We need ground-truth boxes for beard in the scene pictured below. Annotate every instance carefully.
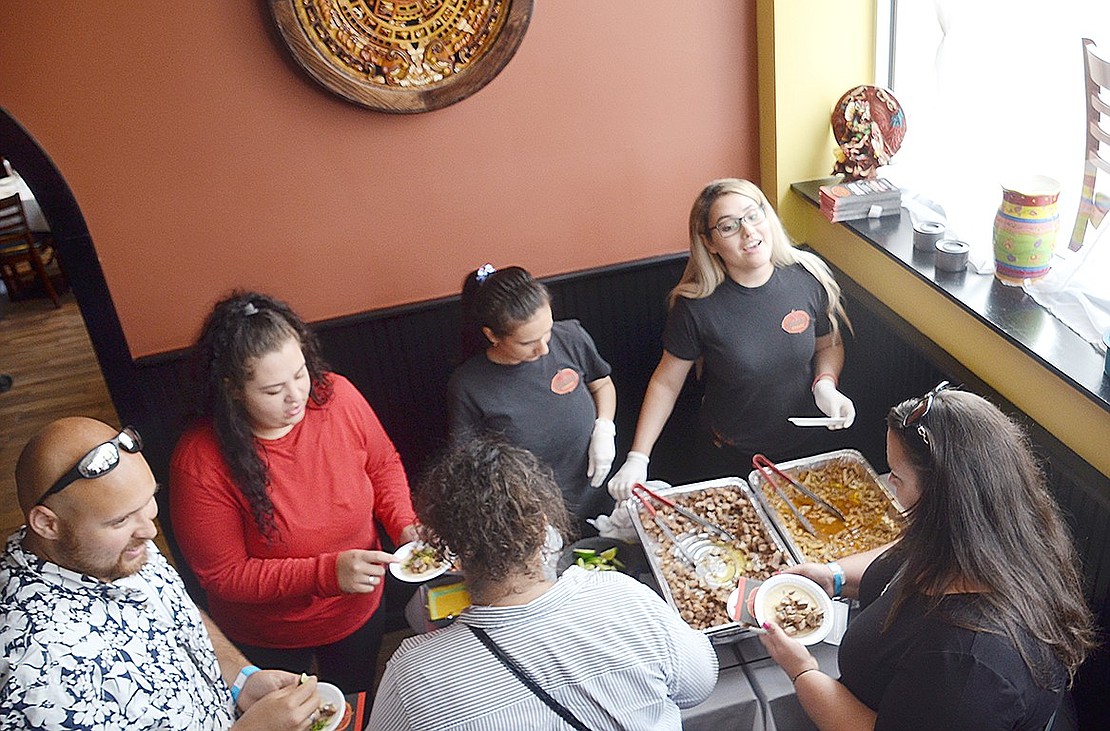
[54,524,148,582]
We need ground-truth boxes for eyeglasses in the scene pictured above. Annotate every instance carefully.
[36,426,143,506]
[711,205,766,237]
[900,381,952,445]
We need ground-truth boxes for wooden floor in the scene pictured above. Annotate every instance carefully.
[0,292,122,542]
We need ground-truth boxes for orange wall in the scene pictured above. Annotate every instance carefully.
[2,1,758,357]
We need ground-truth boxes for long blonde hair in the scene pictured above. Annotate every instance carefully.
[670,178,851,341]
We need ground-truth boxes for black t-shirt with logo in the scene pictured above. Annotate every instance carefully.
[663,264,831,461]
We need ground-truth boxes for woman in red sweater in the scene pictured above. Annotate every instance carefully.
[170,290,418,693]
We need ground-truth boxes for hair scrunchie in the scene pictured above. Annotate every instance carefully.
[475,263,496,283]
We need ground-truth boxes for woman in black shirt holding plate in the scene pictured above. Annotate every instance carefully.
[759,384,1096,730]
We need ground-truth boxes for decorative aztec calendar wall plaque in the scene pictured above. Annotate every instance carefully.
[269,0,533,113]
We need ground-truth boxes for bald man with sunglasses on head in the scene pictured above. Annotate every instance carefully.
[0,417,327,730]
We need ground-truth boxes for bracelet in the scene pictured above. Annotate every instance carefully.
[792,667,820,684]
[230,665,260,705]
[811,371,838,391]
[826,561,845,598]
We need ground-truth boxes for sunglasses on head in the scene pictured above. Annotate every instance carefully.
[36,426,143,506]
[900,381,954,446]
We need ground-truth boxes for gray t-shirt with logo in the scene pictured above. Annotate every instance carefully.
[448,319,613,522]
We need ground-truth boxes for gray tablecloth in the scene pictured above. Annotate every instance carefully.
[742,640,841,731]
[682,644,763,731]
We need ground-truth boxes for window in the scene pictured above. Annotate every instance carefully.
[878,0,1110,347]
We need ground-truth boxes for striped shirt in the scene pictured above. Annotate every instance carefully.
[369,566,718,730]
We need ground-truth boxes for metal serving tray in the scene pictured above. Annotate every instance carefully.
[628,476,797,643]
[747,449,904,564]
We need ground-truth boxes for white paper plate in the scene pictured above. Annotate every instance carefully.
[788,416,848,428]
[753,574,834,645]
[312,682,345,731]
[389,541,451,583]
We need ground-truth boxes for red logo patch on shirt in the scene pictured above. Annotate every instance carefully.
[781,309,811,334]
[550,368,580,395]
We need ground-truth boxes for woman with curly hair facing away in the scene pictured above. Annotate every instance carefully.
[759,383,1097,730]
[368,437,717,731]
[170,291,418,693]
[609,179,855,497]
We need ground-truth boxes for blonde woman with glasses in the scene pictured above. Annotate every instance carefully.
[609,179,855,498]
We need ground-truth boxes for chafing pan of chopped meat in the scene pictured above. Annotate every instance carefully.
[748,449,904,564]
[628,478,795,641]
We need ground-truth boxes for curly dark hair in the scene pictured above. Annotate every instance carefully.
[189,290,332,539]
[884,387,1097,688]
[458,265,551,362]
[413,437,571,595]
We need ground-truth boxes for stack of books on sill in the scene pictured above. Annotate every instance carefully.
[818,178,902,222]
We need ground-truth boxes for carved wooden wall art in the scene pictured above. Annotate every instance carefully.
[269,0,534,113]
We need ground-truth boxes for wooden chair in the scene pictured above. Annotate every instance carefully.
[0,192,60,307]
[1068,38,1110,252]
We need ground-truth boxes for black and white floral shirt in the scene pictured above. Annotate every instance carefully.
[0,529,236,730]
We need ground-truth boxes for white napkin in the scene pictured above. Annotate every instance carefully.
[1024,222,1110,351]
[588,480,671,542]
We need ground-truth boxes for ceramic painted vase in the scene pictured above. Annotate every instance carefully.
[992,175,1060,285]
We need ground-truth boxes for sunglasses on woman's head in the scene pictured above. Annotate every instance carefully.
[901,381,953,446]
[36,426,143,506]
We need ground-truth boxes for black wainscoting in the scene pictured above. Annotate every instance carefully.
[130,255,692,508]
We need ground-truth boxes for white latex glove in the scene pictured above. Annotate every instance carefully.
[813,378,856,429]
[607,451,649,500]
[587,418,617,487]
[587,499,640,543]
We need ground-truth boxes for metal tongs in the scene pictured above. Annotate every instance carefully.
[631,483,737,566]
[751,454,846,536]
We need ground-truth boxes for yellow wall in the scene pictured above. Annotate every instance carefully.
[757,0,876,211]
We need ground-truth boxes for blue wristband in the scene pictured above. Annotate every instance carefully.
[230,665,260,705]
[826,561,845,598]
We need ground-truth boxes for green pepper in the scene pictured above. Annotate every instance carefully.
[572,546,625,571]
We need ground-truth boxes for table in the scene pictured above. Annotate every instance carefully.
[682,643,763,731]
[738,638,841,731]
[334,690,370,730]
[0,171,50,231]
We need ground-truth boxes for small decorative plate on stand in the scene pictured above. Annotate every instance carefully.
[830,85,906,179]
